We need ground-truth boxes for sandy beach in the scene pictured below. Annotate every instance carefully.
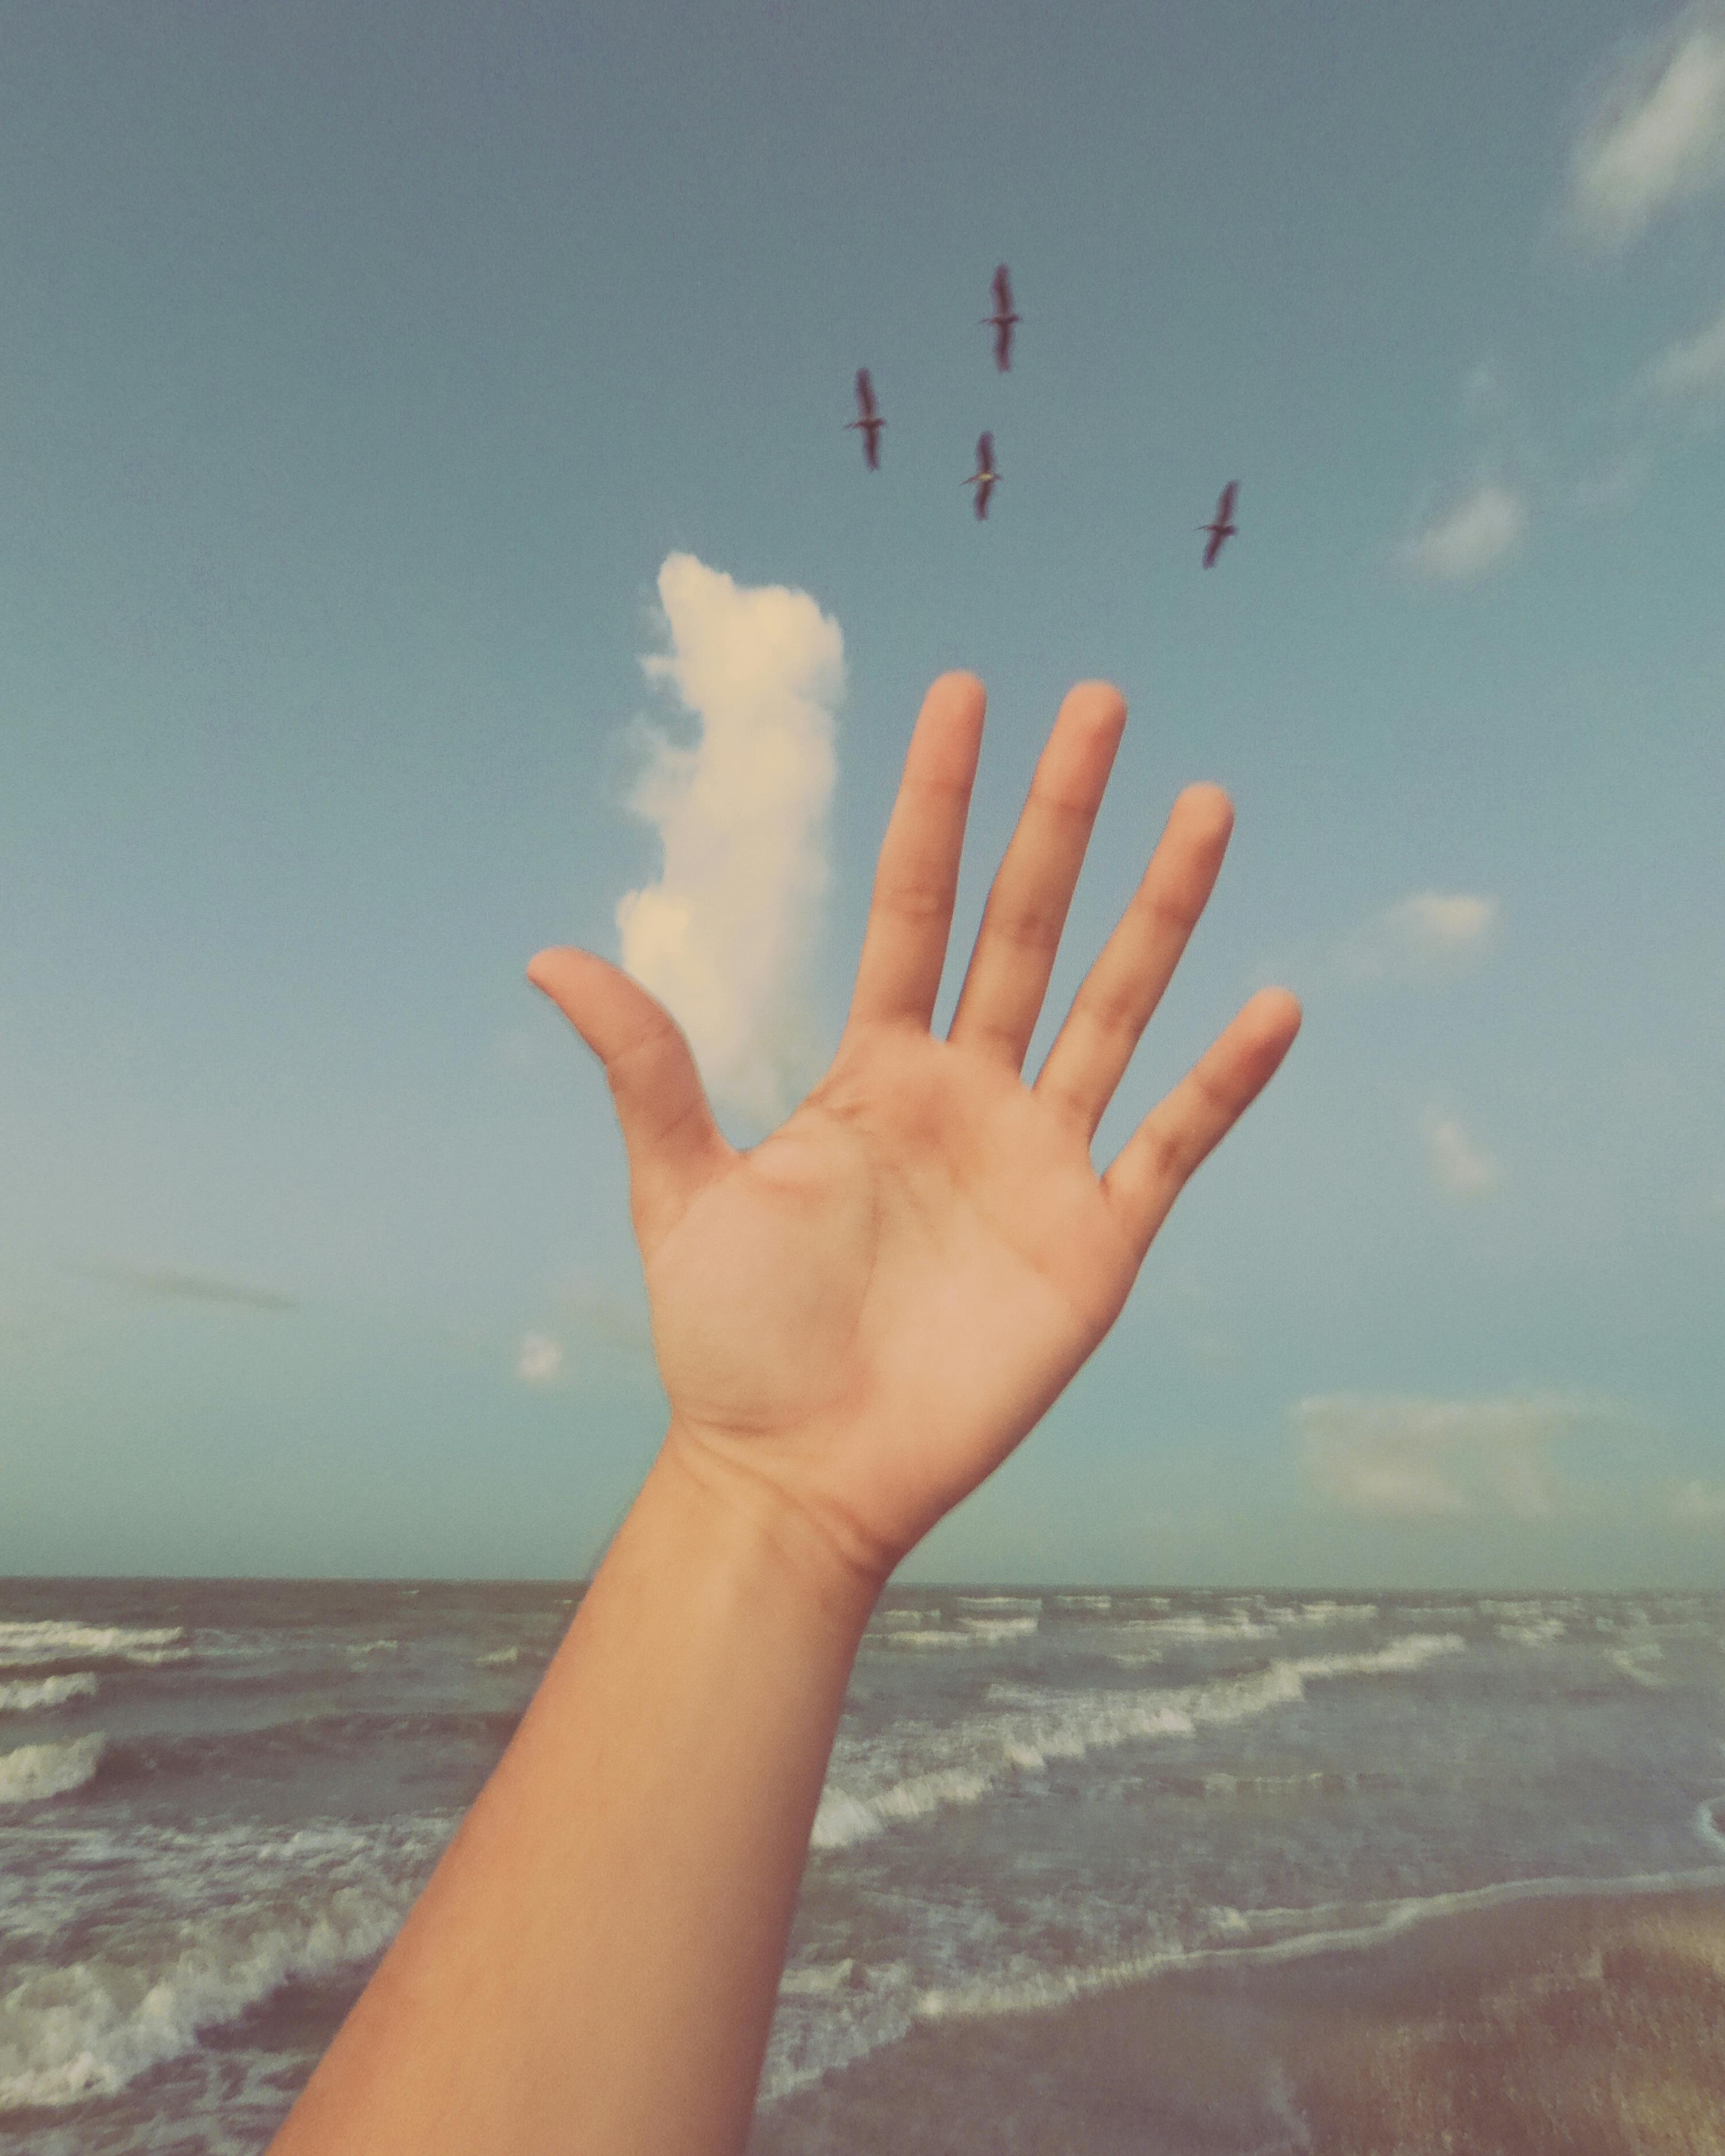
[750,1881,1725,2155]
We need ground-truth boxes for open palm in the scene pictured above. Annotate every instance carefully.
[529,674,1300,1589]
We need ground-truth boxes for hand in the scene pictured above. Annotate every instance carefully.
[528,673,1300,1594]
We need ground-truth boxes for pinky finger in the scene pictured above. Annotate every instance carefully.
[1100,988,1302,1264]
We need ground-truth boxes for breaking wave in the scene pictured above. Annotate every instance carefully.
[0,1675,98,1716]
[0,1735,105,1806]
[0,1622,189,1671]
[812,1634,1465,1850]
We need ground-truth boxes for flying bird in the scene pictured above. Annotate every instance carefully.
[846,369,884,469]
[964,431,999,519]
[984,264,1019,371]
[1201,481,1239,567]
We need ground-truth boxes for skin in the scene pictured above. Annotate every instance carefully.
[266,672,1301,2156]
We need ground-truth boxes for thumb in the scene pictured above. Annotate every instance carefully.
[526,946,731,1236]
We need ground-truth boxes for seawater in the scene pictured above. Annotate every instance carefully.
[3,1577,1724,2151]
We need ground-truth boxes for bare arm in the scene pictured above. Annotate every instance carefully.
[267,672,1301,2156]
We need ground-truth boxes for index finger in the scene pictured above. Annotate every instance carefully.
[845,672,987,1032]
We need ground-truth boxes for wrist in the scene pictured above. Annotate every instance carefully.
[654,1418,887,1641]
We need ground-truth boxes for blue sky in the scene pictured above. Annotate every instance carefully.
[2,0,1721,1585]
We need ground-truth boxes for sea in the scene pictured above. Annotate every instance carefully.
[3,1576,1724,2153]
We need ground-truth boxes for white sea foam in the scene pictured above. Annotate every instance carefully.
[0,1816,450,2110]
[346,1639,400,1657]
[1608,1643,1670,1689]
[953,1596,1043,1613]
[0,1621,187,1668]
[0,1734,105,1806]
[0,1675,98,1716]
[474,1647,521,1668]
[1497,1617,1567,1648]
[957,1615,1039,1641]
[1052,1595,1114,1612]
[871,1628,977,1651]
[779,1957,856,1996]
[1285,1601,1379,1626]
[813,1633,1465,1851]
[1128,1613,1278,1641]
[913,1860,1725,2024]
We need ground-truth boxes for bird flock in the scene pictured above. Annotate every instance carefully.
[848,265,1239,566]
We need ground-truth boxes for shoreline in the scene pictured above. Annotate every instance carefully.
[752,1874,1725,2154]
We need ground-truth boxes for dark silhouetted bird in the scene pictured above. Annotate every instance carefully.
[846,369,884,469]
[964,432,999,518]
[984,266,1019,371]
[1201,481,1239,567]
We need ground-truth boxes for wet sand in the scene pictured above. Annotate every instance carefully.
[750,1883,1725,2155]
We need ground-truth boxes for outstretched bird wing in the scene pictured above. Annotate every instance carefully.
[993,264,1013,314]
[975,474,995,519]
[1215,479,1238,526]
[977,431,994,468]
[855,368,877,421]
[1202,527,1224,568]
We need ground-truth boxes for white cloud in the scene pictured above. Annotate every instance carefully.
[1402,482,1527,584]
[516,1334,566,1384]
[616,553,843,1127]
[1295,1391,1608,1522]
[1421,1108,1499,1197]
[1567,2,1725,249]
[1672,1478,1725,1524]
[1339,892,1500,985]
[1643,297,1725,400]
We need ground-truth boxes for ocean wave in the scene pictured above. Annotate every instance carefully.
[0,1866,418,2109]
[1267,1601,1379,1628]
[1051,1595,1114,1612]
[0,1735,105,1806]
[957,1615,1039,1640]
[0,1675,98,1716]
[911,1861,1725,2025]
[1608,1644,1670,1690]
[953,1596,1043,1613]
[0,1621,189,1671]
[87,1709,522,1791]
[813,1634,1465,1850]
[1128,1613,1279,1641]
[474,1646,522,1667]
[867,1628,982,1651]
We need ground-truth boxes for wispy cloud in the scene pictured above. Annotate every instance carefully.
[72,1262,298,1312]
[1672,1478,1725,1524]
[1295,1391,1610,1522]
[1571,454,1648,515]
[1567,2,1725,249]
[1402,482,1528,584]
[516,1334,566,1385]
[1420,1108,1499,1197]
[1339,892,1500,985]
[616,553,843,1127]
[1642,296,1725,401]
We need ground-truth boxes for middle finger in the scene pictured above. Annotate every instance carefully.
[946,681,1128,1071]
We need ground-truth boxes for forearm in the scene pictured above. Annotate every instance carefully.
[269,1434,877,2156]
